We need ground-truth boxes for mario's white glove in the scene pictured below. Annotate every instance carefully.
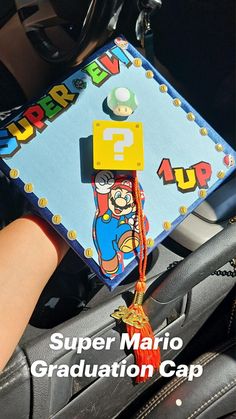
[95,171,115,194]
[128,215,139,233]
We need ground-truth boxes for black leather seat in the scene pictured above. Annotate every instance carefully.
[0,346,31,419]
[133,339,236,419]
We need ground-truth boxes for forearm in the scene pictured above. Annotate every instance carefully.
[0,215,69,370]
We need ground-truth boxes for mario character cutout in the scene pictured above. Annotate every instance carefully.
[92,170,148,278]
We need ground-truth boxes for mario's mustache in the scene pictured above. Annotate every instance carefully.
[110,196,132,211]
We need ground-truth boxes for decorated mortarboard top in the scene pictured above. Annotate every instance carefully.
[0,37,235,290]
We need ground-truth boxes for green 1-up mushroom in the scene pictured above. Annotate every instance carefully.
[107,87,138,117]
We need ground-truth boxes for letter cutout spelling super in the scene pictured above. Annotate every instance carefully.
[0,129,19,158]
[0,84,78,157]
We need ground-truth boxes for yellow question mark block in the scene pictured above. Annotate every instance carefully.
[93,120,144,170]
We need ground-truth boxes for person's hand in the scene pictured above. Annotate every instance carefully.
[95,171,115,194]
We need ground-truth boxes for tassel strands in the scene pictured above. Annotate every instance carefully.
[111,174,161,383]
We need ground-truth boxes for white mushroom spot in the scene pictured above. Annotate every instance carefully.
[115,87,131,102]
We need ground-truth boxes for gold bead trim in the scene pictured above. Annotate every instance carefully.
[147,238,155,248]
[146,70,154,78]
[9,173,79,242]
[9,168,20,179]
[67,230,77,240]
[200,127,208,136]
[199,189,207,199]
[24,183,34,193]
[84,248,93,258]
[215,144,224,152]
[187,112,195,121]
[38,197,48,208]
[159,84,168,93]
[179,206,188,215]
[217,170,225,179]
[52,214,62,225]
[173,98,181,107]
[163,220,172,231]
[133,58,142,67]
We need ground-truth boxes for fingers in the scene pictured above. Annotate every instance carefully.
[95,171,114,185]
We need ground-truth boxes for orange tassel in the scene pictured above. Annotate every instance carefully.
[111,174,161,383]
[126,281,161,383]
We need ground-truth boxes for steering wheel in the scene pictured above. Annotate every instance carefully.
[15,0,126,64]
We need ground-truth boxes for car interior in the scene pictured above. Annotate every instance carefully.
[0,1,235,418]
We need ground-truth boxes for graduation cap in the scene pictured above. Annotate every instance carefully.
[0,37,235,381]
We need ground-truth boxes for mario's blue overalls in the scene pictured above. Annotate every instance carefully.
[94,209,135,262]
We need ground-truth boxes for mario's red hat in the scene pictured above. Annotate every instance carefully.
[112,178,133,192]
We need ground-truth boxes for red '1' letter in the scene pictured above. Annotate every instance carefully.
[157,158,175,184]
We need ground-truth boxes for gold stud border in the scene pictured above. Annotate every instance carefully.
[215,144,224,152]
[84,248,94,258]
[198,189,207,199]
[38,197,48,208]
[67,230,77,240]
[11,176,80,242]
[163,220,172,231]
[146,70,154,79]
[200,127,208,136]
[179,206,188,215]
[173,98,181,107]
[147,238,155,248]
[52,214,62,225]
[159,84,168,93]
[24,183,34,193]
[9,168,20,179]
[187,112,195,122]
[217,170,225,179]
[133,58,142,67]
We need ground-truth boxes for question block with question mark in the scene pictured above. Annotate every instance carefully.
[93,120,144,170]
